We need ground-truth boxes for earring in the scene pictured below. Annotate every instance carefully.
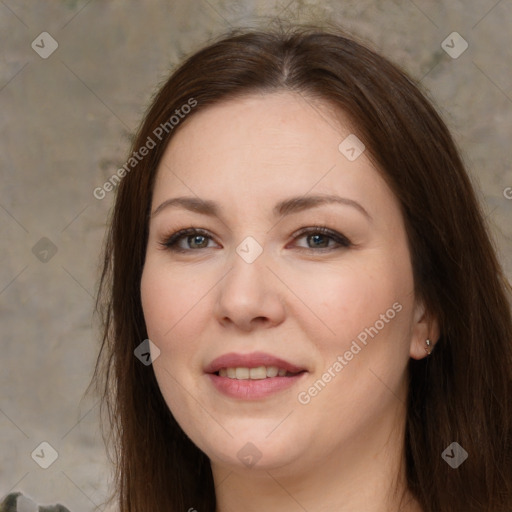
[425,338,432,355]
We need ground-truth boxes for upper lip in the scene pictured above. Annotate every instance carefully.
[204,351,307,374]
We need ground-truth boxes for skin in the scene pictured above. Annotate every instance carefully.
[140,92,438,512]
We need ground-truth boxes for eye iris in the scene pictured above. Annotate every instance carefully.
[189,234,207,248]
[308,233,328,248]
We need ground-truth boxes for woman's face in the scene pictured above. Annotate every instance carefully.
[141,92,430,476]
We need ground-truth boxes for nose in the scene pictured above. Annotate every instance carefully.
[213,246,286,332]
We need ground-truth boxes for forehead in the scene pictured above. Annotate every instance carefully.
[160,92,347,169]
[151,92,394,218]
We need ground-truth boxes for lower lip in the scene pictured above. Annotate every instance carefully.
[207,372,307,399]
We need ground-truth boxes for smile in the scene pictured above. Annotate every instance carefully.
[216,366,302,379]
[205,351,308,399]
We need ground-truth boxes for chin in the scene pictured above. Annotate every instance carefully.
[198,431,306,473]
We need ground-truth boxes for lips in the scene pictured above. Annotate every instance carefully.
[205,351,308,399]
[204,351,307,375]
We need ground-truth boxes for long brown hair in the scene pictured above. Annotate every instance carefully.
[91,25,512,511]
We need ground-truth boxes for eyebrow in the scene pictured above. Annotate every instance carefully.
[151,194,372,221]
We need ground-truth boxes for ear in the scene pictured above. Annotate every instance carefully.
[409,297,440,360]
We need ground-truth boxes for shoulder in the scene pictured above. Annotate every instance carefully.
[0,493,71,512]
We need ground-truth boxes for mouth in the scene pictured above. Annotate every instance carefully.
[213,366,306,379]
[204,352,308,399]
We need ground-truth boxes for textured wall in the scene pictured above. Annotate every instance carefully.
[1,1,511,510]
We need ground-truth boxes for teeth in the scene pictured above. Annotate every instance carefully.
[266,366,279,378]
[249,366,267,379]
[217,366,297,379]
[236,367,250,379]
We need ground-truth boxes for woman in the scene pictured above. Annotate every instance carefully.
[5,25,511,512]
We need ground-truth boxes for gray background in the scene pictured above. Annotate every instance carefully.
[1,1,511,510]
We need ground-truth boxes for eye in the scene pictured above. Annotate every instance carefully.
[159,228,216,252]
[159,226,352,253]
[292,226,352,251]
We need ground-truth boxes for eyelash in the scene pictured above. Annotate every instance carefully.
[158,225,352,253]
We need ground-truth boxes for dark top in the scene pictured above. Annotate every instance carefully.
[0,493,71,512]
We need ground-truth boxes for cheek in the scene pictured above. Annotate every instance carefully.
[303,255,414,405]
[295,255,411,342]
[140,262,206,419]
[141,260,206,340]
[297,252,414,389]
[140,261,203,377]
